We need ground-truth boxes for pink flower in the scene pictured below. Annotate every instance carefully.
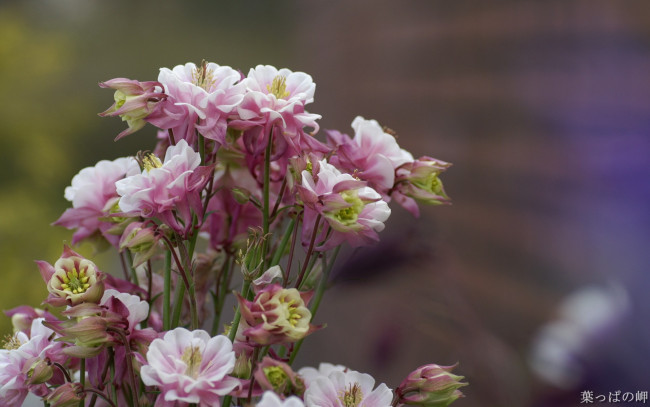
[141,328,240,407]
[302,366,393,407]
[53,157,139,247]
[0,318,66,406]
[99,78,167,140]
[328,116,414,196]
[37,245,105,307]
[236,284,317,346]
[115,139,212,236]
[257,391,306,407]
[147,61,246,146]
[298,159,391,251]
[230,65,327,162]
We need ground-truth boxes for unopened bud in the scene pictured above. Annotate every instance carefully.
[24,358,53,385]
[232,353,252,379]
[46,382,84,407]
[397,363,468,406]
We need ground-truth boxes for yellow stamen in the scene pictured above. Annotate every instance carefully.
[267,75,290,99]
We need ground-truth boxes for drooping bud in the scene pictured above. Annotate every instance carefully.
[23,357,54,385]
[99,78,166,140]
[396,363,468,406]
[254,356,305,397]
[119,221,161,267]
[45,382,84,407]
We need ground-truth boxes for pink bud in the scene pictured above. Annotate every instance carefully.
[396,363,468,407]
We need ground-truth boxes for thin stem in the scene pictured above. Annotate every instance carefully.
[270,176,288,221]
[284,211,302,285]
[295,214,321,288]
[78,358,86,407]
[108,328,140,407]
[52,362,71,383]
[168,129,176,146]
[211,254,233,336]
[246,347,261,403]
[228,280,251,343]
[270,216,296,267]
[89,348,114,407]
[172,281,186,328]
[163,249,172,330]
[118,251,131,281]
[125,250,139,286]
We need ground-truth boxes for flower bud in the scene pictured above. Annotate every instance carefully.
[396,363,468,407]
[99,78,166,140]
[395,157,451,206]
[232,352,252,379]
[254,356,305,397]
[45,382,84,407]
[23,357,53,385]
[119,221,160,267]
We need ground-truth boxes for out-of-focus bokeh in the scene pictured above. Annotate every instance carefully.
[2,1,649,406]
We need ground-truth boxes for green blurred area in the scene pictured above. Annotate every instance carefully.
[0,1,293,336]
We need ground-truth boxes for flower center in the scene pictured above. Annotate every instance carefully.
[279,294,302,327]
[60,267,90,294]
[192,60,216,91]
[267,75,290,99]
[181,345,203,379]
[136,151,163,172]
[2,334,21,350]
[339,383,364,407]
[264,366,288,389]
[333,191,364,226]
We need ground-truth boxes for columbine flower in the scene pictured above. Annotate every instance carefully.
[256,391,306,407]
[53,157,140,248]
[298,159,391,251]
[99,78,166,140]
[302,366,393,407]
[141,328,239,407]
[328,116,414,196]
[147,61,246,146]
[393,157,451,217]
[115,139,212,236]
[395,364,467,406]
[236,284,317,346]
[37,246,105,307]
[0,318,66,406]
[230,64,327,161]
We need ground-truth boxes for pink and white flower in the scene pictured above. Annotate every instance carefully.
[328,116,414,196]
[0,318,66,406]
[230,65,327,161]
[141,328,239,407]
[115,139,212,236]
[53,157,139,247]
[298,159,391,251]
[301,366,393,407]
[147,61,246,146]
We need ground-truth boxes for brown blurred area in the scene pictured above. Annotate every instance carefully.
[2,1,650,406]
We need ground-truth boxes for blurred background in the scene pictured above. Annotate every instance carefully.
[2,1,649,406]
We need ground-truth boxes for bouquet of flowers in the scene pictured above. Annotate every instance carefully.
[1,61,466,407]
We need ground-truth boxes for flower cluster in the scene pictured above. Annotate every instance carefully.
[1,61,464,407]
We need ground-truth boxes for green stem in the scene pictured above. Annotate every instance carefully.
[221,396,232,407]
[295,214,321,288]
[171,282,186,328]
[228,280,251,343]
[125,250,139,286]
[78,358,86,407]
[212,254,233,336]
[270,216,296,267]
[163,250,172,330]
